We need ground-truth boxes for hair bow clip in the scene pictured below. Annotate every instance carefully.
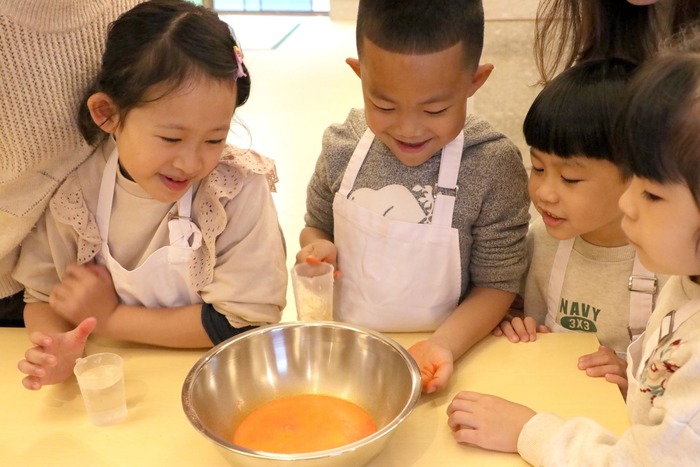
[234,45,247,79]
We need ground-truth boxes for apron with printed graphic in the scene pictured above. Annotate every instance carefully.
[333,129,463,332]
[95,148,203,308]
[545,238,657,350]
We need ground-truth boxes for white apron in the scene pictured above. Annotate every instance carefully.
[545,238,657,350]
[333,129,462,332]
[95,148,203,308]
[628,298,700,389]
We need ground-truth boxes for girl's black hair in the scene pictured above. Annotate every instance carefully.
[523,57,638,163]
[78,0,250,145]
[356,0,484,71]
[534,0,700,84]
[615,47,700,208]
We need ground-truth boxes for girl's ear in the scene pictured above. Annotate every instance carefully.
[87,92,119,134]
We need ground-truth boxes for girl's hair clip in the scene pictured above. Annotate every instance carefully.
[234,45,247,79]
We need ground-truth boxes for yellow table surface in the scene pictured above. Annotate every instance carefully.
[0,328,630,466]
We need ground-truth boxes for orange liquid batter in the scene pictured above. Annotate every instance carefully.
[233,394,378,453]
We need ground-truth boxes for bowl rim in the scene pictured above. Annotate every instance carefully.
[181,320,422,461]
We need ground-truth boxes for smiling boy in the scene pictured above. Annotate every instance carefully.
[297,0,530,393]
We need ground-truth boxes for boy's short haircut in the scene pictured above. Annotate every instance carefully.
[356,0,484,71]
[523,57,638,164]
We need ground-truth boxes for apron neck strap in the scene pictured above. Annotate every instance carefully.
[628,255,657,340]
[431,132,464,227]
[338,128,374,197]
[547,238,656,339]
[339,128,464,227]
[96,147,196,246]
[546,238,575,317]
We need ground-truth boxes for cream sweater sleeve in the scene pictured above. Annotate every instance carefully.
[0,0,144,297]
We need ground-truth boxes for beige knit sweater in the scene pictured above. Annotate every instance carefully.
[0,0,143,297]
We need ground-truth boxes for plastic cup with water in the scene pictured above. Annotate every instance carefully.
[73,352,127,426]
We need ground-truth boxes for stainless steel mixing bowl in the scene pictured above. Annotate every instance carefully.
[182,321,422,467]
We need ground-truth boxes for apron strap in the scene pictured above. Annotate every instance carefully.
[548,238,658,340]
[168,187,202,250]
[546,238,575,321]
[96,146,201,251]
[432,132,464,227]
[95,147,120,238]
[338,128,375,197]
[339,128,463,228]
[628,255,657,340]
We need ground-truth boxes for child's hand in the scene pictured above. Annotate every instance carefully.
[407,339,454,394]
[492,316,550,342]
[296,239,338,270]
[578,345,628,394]
[18,317,97,390]
[447,391,536,453]
[49,263,118,329]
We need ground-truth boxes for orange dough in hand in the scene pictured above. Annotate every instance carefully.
[233,394,377,453]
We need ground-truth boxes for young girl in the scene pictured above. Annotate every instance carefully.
[535,0,700,82]
[447,35,700,464]
[494,58,668,391]
[14,0,287,391]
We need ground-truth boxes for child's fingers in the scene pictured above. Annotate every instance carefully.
[420,367,436,392]
[605,373,629,394]
[62,262,83,278]
[85,262,113,283]
[63,262,97,284]
[306,255,341,278]
[584,363,626,378]
[509,318,534,342]
[17,357,48,380]
[447,409,475,432]
[499,321,521,342]
[579,348,624,369]
[522,317,539,340]
[22,375,43,391]
[72,317,98,343]
[578,352,606,369]
[23,346,57,368]
[425,361,453,394]
[27,331,51,348]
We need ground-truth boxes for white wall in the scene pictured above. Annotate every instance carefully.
[330,0,358,21]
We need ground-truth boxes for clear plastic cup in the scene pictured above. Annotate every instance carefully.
[291,262,334,321]
[73,352,127,426]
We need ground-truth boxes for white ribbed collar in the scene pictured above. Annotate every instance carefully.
[0,0,117,32]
